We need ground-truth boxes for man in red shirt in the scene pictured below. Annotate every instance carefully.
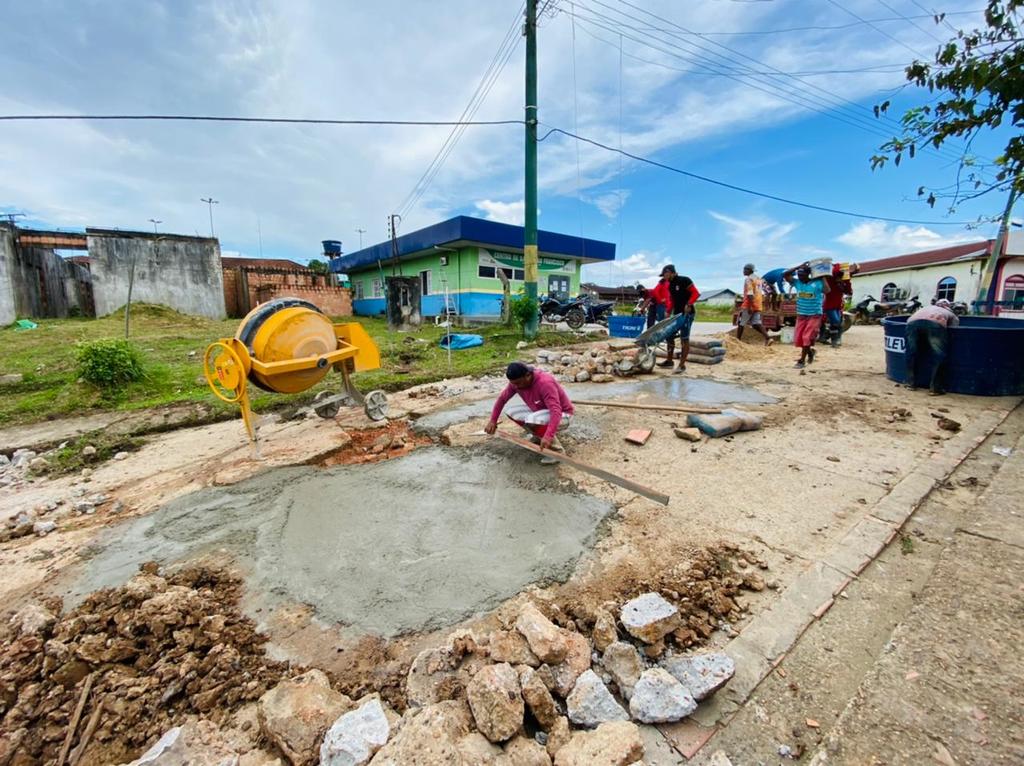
[822,263,858,347]
[485,361,575,464]
[656,265,700,374]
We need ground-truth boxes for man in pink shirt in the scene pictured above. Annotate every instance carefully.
[904,299,959,395]
[484,362,575,463]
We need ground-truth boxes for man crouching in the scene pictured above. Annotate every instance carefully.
[484,362,574,464]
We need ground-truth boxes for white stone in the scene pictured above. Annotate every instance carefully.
[566,670,628,728]
[620,593,680,644]
[319,697,391,766]
[33,520,57,536]
[628,668,696,723]
[601,642,643,700]
[659,653,735,701]
[114,451,129,460]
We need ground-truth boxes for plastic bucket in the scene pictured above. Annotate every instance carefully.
[608,315,645,338]
[807,257,833,279]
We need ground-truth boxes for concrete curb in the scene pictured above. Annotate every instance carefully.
[660,404,1017,759]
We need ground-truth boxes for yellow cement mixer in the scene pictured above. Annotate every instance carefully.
[204,298,388,442]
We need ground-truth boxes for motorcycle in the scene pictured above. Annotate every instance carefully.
[581,295,614,326]
[854,294,920,324]
[933,297,969,316]
[540,294,588,330]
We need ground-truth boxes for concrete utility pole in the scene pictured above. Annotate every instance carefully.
[356,228,366,249]
[200,197,219,237]
[974,184,1019,314]
[523,0,539,339]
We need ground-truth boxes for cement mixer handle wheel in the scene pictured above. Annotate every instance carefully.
[363,390,389,421]
[203,341,248,404]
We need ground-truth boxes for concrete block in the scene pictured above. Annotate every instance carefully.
[824,518,894,574]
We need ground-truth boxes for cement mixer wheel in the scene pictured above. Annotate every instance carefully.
[313,390,343,419]
[363,390,390,421]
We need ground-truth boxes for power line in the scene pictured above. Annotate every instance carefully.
[570,0,978,167]
[824,0,929,59]
[873,0,945,43]
[677,8,984,36]
[907,0,963,35]
[396,2,525,219]
[538,125,980,226]
[0,114,524,126]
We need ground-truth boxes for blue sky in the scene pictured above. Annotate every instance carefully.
[0,0,1009,293]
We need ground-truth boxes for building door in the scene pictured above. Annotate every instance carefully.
[420,269,432,296]
[548,275,569,296]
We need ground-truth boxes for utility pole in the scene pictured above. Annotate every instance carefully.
[356,228,366,249]
[974,184,1019,314]
[387,214,401,275]
[523,0,540,339]
[200,197,219,237]
[257,216,264,258]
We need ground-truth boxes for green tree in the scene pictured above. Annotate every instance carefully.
[307,258,329,275]
[871,1,1024,213]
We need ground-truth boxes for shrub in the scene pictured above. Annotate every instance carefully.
[76,339,145,387]
[509,291,539,335]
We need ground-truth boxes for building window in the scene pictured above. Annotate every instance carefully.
[881,282,899,301]
[1004,274,1024,308]
[478,264,496,279]
[420,269,432,295]
[371,278,383,298]
[354,281,364,300]
[936,276,957,301]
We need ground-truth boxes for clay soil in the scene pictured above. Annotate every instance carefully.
[0,324,1018,764]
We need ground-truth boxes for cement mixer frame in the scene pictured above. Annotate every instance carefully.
[204,298,389,443]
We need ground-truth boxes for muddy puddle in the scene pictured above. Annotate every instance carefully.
[64,447,613,637]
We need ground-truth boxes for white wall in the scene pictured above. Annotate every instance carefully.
[0,227,15,325]
[852,260,983,305]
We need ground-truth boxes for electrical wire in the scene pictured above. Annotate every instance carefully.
[873,0,946,43]
[0,114,524,126]
[825,0,929,59]
[538,124,980,226]
[396,2,525,219]
[678,8,984,36]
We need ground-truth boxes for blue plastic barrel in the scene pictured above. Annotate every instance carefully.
[322,240,343,256]
[608,315,645,338]
[882,315,1024,395]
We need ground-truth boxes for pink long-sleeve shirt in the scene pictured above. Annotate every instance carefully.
[490,368,575,440]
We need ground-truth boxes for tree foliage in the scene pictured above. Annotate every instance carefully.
[872,1,1024,212]
[307,259,329,275]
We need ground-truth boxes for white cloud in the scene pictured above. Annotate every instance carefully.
[835,221,979,254]
[708,211,800,259]
[588,190,630,220]
[582,250,668,287]
[474,199,526,225]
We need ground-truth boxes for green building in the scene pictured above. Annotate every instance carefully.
[329,215,616,318]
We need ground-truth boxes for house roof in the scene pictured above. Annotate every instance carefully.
[697,288,737,301]
[222,256,309,271]
[330,215,616,274]
[855,240,993,276]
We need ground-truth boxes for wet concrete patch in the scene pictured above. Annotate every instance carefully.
[571,377,777,405]
[66,447,613,637]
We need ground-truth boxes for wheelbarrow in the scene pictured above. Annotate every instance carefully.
[630,313,692,372]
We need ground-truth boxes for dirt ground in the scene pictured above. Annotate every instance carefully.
[1,324,1020,764]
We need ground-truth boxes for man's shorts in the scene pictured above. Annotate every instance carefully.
[825,308,843,327]
[666,311,695,341]
[738,308,762,326]
[794,315,822,347]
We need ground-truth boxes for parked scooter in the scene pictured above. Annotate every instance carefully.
[581,295,614,326]
[854,294,920,324]
[932,296,969,316]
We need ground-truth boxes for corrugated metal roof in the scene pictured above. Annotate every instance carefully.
[329,215,616,273]
[222,256,309,271]
[855,240,992,275]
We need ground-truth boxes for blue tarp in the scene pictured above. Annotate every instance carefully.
[439,333,484,350]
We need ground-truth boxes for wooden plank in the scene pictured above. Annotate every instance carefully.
[57,673,94,766]
[625,429,652,445]
[491,430,670,506]
[573,398,721,415]
[68,697,104,766]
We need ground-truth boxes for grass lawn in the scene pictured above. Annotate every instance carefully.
[694,304,736,323]
[0,305,588,428]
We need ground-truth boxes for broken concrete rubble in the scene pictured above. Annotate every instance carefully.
[627,668,696,723]
[660,652,736,701]
[490,629,541,667]
[590,609,618,652]
[620,593,680,644]
[368,699,474,765]
[516,604,568,664]
[566,670,628,728]
[466,663,524,743]
[505,734,552,766]
[520,667,561,730]
[549,630,593,697]
[258,670,353,766]
[552,720,644,766]
[319,696,391,766]
[600,642,644,700]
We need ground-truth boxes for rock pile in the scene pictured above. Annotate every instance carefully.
[533,346,647,383]
[0,565,289,765]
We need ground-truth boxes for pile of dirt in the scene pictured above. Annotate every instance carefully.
[721,334,778,361]
[0,565,289,765]
[319,421,430,466]
[554,543,770,648]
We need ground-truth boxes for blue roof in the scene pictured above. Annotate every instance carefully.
[329,215,615,273]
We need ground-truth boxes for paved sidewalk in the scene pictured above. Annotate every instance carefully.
[809,433,1024,765]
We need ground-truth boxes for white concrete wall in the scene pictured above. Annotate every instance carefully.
[0,226,15,325]
[852,260,983,305]
[88,231,226,318]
